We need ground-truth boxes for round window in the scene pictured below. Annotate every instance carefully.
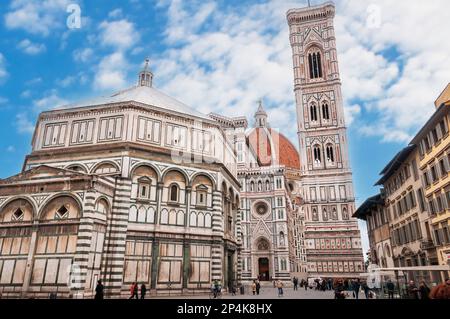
[255,202,268,215]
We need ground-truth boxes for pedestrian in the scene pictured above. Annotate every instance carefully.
[353,279,361,300]
[328,278,333,290]
[334,279,345,299]
[293,277,298,291]
[386,280,395,299]
[95,280,104,300]
[140,283,147,299]
[407,280,419,299]
[429,278,450,299]
[418,281,430,300]
[252,280,257,295]
[129,282,138,299]
[304,280,308,291]
[256,280,261,295]
[362,281,370,299]
[277,280,284,297]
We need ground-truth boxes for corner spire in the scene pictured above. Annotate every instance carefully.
[138,57,153,87]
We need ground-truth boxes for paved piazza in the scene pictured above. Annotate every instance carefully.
[152,288,366,300]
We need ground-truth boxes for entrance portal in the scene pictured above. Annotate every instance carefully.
[258,258,270,281]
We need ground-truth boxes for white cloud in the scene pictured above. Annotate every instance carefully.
[108,8,123,19]
[16,113,35,134]
[25,77,42,86]
[17,39,47,55]
[98,19,140,50]
[56,75,76,87]
[0,53,8,82]
[152,0,450,145]
[33,91,68,111]
[21,90,32,99]
[73,48,94,63]
[4,0,71,36]
[94,52,129,90]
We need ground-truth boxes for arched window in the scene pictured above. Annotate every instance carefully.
[322,102,330,120]
[196,185,208,206]
[169,184,179,202]
[313,145,322,164]
[265,180,270,191]
[310,103,318,122]
[250,181,255,192]
[258,181,262,192]
[326,144,335,163]
[308,51,323,79]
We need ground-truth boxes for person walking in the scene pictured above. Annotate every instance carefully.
[277,280,284,297]
[429,278,450,299]
[407,280,419,299]
[304,280,308,291]
[362,281,370,299]
[252,280,257,296]
[419,281,430,300]
[129,282,138,299]
[353,279,361,300]
[256,280,261,295]
[293,277,298,291]
[140,283,147,299]
[386,280,395,299]
[95,280,104,300]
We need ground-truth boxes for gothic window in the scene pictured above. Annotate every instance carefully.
[308,51,323,79]
[250,181,255,192]
[322,102,330,120]
[326,144,335,163]
[258,181,262,192]
[313,145,322,164]
[169,183,179,202]
[310,103,318,122]
[265,180,270,191]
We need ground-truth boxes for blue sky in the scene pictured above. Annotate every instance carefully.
[1,0,449,254]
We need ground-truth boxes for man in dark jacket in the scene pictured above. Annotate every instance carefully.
[95,280,104,300]
[353,279,361,299]
[386,280,395,299]
[140,284,147,299]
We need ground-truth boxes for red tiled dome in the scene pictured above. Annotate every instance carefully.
[247,128,300,170]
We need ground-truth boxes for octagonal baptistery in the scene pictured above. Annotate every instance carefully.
[0,62,241,298]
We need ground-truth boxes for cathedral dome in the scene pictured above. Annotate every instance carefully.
[247,127,300,170]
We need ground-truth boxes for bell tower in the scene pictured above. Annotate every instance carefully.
[286,2,364,278]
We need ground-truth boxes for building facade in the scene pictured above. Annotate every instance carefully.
[0,64,241,298]
[411,88,450,266]
[0,2,364,298]
[286,2,364,277]
[356,84,450,271]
